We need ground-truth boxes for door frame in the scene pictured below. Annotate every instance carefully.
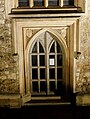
[12,18,79,104]
[25,28,69,100]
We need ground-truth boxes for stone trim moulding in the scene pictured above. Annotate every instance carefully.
[9,13,85,18]
[11,17,80,105]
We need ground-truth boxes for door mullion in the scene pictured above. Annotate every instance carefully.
[55,41,57,90]
[45,32,49,95]
[37,41,40,93]
[30,54,33,93]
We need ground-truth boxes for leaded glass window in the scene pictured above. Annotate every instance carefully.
[18,0,74,7]
[34,0,44,6]
[63,0,69,5]
[19,0,29,7]
[48,0,59,6]
[30,32,64,97]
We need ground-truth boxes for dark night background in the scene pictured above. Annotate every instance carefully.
[0,105,90,119]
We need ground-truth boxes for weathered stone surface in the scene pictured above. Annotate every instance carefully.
[0,1,19,94]
[76,0,90,94]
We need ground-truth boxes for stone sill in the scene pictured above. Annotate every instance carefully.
[9,12,85,18]
[8,6,86,18]
[11,6,82,13]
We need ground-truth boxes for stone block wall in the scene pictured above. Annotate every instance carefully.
[0,0,19,94]
[75,0,90,105]
[76,1,90,94]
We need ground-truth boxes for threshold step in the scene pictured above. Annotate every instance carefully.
[24,102,71,106]
[31,96,61,100]
[23,99,71,106]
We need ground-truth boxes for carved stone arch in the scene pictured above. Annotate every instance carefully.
[24,28,69,102]
[26,28,68,56]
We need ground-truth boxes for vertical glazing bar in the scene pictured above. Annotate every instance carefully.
[37,41,40,93]
[45,0,48,7]
[30,0,33,8]
[15,0,18,7]
[45,32,49,95]
[30,55,33,93]
[61,0,63,7]
[58,0,60,6]
[55,42,57,90]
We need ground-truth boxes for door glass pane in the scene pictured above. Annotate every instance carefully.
[49,68,55,79]
[40,82,46,92]
[48,0,59,6]
[39,42,44,53]
[50,42,55,53]
[34,0,44,6]
[32,42,37,53]
[32,68,38,79]
[57,55,62,66]
[40,55,45,66]
[49,55,55,59]
[49,55,55,66]
[40,68,45,79]
[32,55,37,66]
[57,68,63,79]
[19,0,29,7]
[50,81,55,92]
[33,82,38,92]
[57,81,63,95]
[57,42,62,53]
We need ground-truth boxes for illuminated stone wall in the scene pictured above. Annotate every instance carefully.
[76,1,90,94]
[0,0,19,94]
[0,0,90,107]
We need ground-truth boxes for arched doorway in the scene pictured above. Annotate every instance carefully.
[29,31,68,100]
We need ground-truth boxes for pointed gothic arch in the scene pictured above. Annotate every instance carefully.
[24,29,69,101]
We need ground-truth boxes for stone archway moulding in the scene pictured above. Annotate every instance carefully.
[12,18,80,104]
[25,28,69,100]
